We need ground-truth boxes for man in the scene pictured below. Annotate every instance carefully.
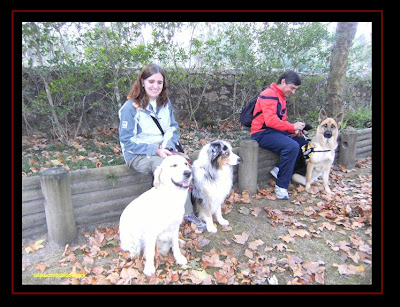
[251,70,307,199]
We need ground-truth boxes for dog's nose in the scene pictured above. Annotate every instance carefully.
[324,131,332,138]
[183,170,192,178]
[237,157,243,164]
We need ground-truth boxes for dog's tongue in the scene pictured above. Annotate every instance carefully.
[180,180,191,188]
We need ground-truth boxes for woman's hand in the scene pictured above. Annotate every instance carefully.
[156,148,172,158]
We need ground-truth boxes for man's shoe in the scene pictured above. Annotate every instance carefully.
[275,185,289,200]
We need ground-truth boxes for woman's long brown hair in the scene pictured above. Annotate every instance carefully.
[127,63,169,109]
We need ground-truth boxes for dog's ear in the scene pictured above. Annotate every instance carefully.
[210,142,221,158]
[334,112,344,127]
[318,109,327,123]
[153,166,162,188]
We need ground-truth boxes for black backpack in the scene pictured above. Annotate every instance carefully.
[240,95,279,127]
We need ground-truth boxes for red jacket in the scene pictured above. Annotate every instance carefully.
[250,83,295,135]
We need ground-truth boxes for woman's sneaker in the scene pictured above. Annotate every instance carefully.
[184,212,207,231]
[270,166,279,179]
[275,185,289,200]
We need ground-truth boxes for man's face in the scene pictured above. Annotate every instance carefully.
[280,79,299,97]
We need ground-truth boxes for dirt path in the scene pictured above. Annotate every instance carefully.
[21,158,372,287]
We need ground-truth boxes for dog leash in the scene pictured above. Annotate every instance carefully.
[170,151,192,166]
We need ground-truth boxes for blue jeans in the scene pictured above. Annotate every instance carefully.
[252,129,307,189]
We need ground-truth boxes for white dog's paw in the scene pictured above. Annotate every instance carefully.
[175,254,187,266]
[218,218,229,226]
[206,223,218,233]
[143,264,156,276]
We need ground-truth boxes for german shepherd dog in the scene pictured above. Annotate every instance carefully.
[292,109,343,195]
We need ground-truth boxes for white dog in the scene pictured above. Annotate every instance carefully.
[119,154,191,276]
[191,140,242,233]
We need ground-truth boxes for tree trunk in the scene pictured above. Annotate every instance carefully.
[31,23,68,143]
[326,22,358,116]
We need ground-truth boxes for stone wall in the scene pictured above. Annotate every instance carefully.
[22,70,372,133]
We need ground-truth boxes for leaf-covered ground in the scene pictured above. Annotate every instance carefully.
[22,157,372,287]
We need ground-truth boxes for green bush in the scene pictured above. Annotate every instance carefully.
[342,107,372,129]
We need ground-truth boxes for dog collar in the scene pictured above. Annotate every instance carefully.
[301,143,331,160]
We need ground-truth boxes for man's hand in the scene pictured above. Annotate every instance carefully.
[293,121,305,134]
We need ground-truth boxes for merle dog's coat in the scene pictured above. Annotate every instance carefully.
[191,140,242,233]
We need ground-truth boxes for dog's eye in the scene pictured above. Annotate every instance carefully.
[224,152,229,156]
[323,124,328,128]
[331,124,336,129]
[171,164,178,168]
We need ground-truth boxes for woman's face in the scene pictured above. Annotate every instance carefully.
[142,73,164,100]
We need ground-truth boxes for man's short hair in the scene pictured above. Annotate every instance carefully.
[277,70,302,86]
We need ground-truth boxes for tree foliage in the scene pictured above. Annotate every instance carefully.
[21,22,371,140]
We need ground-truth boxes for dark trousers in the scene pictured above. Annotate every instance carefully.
[252,129,308,189]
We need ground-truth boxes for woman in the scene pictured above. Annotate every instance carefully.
[118,63,205,229]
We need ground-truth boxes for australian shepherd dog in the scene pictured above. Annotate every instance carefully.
[191,140,242,233]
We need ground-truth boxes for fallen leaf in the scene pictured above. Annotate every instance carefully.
[302,261,325,274]
[34,263,49,272]
[106,272,120,284]
[233,232,249,245]
[214,270,228,284]
[240,190,252,204]
[250,207,262,217]
[238,207,250,215]
[292,263,303,277]
[333,263,364,275]
[222,239,231,246]
[244,249,253,259]
[264,246,274,252]
[318,222,336,232]
[279,234,295,244]
[338,241,351,253]
[24,239,45,254]
[288,229,310,238]
[348,251,360,264]
[315,271,325,284]
[83,255,94,265]
[59,253,76,265]
[273,243,287,251]
[50,159,62,166]
[201,253,224,269]
[222,225,232,232]
[248,239,264,250]
[186,269,212,284]
[120,267,140,281]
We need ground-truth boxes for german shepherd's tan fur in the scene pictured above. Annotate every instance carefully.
[292,109,343,195]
